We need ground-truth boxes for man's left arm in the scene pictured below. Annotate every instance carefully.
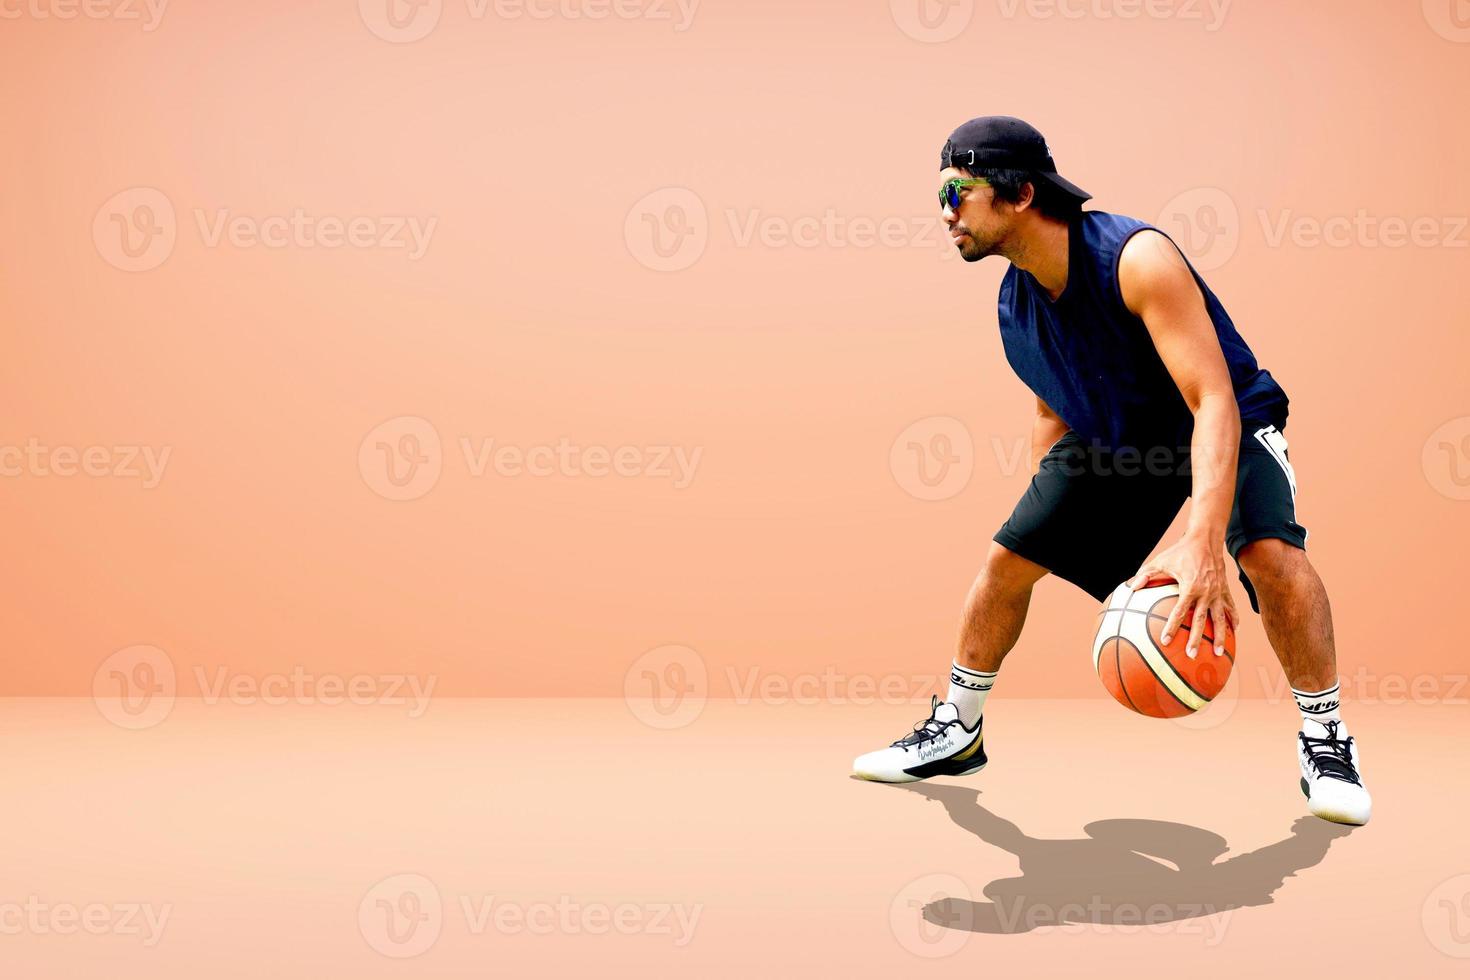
[1119,230,1240,656]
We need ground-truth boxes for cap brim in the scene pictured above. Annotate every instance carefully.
[1038,170,1091,203]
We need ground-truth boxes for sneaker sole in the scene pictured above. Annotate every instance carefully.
[1300,777,1371,826]
[851,760,987,784]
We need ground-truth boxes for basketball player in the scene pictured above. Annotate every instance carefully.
[852,117,1371,826]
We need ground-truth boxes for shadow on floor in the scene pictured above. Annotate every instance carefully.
[889,781,1353,935]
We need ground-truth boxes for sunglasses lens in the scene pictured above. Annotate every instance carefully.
[945,184,961,210]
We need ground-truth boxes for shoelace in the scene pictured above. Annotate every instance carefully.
[892,695,957,750]
[1300,721,1361,785]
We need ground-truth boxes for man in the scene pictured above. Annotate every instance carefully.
[853,116,1371,826]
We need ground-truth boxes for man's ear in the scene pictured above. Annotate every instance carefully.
[1012,181,1038,214]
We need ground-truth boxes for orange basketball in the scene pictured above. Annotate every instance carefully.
[1092,577,1234,718]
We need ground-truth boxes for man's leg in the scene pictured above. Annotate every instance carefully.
[852,543,1048,784]
[854,431,1177,784]
[1240,536,1370,824]
[957,541,1051,673]
[1236,537,1336,691]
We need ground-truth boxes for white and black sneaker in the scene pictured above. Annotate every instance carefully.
[852,696,986,783]
[1298,719,1372,826]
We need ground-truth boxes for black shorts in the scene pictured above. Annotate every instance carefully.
[992,418,1308,613]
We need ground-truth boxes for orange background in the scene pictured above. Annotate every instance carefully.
[3,0,1468,698]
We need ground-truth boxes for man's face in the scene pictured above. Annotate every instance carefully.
[939,166,1013,262]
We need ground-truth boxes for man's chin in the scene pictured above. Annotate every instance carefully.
[955,241,986,262]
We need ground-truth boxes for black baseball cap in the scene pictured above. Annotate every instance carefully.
[940,116,1091,204]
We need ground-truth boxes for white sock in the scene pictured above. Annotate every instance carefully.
[1292,680,1342,725]
[948,662,996,728]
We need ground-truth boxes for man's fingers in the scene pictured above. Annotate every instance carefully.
[1127,567,1156,590]
[1223,594,1240,637]
[1209,600,1228,655]
[1162,596,1191,645]
[1185,600,1209,658]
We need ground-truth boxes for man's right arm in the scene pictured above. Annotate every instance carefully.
[1031,396,1069,472]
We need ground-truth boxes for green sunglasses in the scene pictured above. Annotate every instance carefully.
[939,176,990,211]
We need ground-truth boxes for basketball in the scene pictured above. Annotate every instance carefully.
[1092,577,1234,718]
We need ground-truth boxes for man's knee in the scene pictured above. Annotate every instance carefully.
[983,542,1049,590]
[1237,537,1309,596]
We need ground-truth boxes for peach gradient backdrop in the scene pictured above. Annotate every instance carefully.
[2,1,1468,698]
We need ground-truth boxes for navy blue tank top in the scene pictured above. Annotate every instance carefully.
[998,211,1287,451]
